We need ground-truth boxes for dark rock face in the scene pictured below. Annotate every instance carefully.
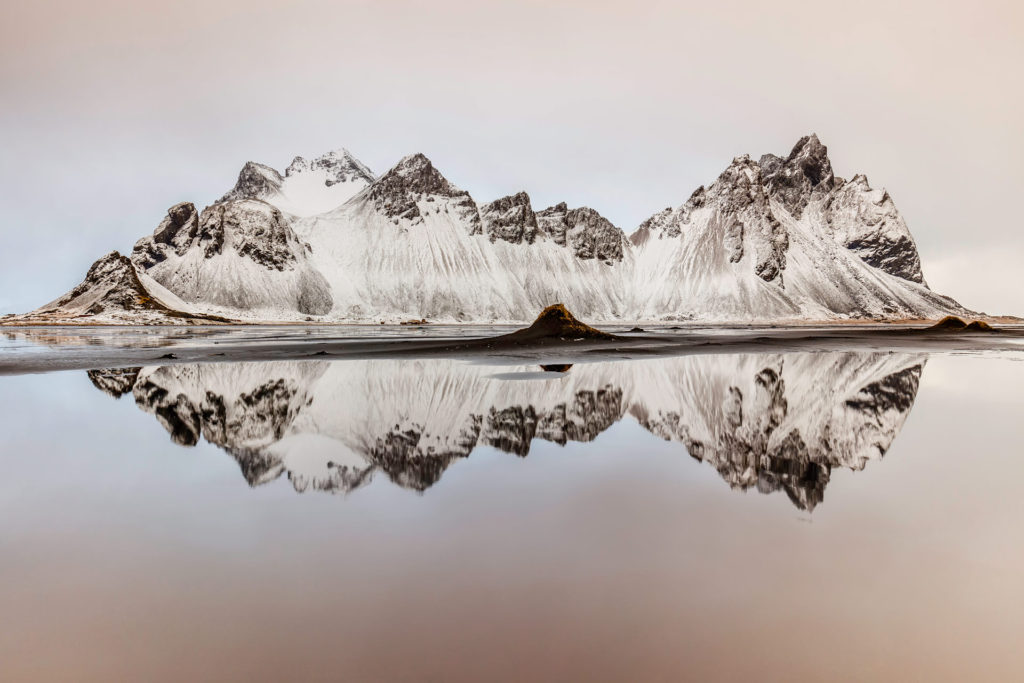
[534,386,623,446]
[153,202,199,245]
[566,207,627,261]
[536,202,571,246]
[823,174,926,284]
[536,203,626,261]
[218,161,284,204]
[845,364,922,419]
[481,192,539,244]
[131,365,320,463]
[760,134,836,219]
[132,376,204,446]
[367,153,482,234]
[136,200,303,272]
[709,157,789,283]
[87,368,141,398]
[208,202,298,271]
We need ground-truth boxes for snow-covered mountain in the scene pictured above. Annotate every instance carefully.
[628,135,955,320]
[93,351,925,510]
[9,135,972,324]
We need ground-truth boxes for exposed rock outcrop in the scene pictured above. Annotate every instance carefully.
[132,200,333,317]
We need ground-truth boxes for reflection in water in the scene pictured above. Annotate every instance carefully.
[87,352,924,510]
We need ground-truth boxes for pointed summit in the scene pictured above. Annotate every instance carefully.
[285,148,375,186]
[365,153,481,232]
[219,161,284,204]
[759,133,835,218]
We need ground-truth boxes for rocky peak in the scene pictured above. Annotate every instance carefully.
[366,153,482,233]
[218,161,284,204]
[535,203,626,261]
[565,207,627,262]
[152,202,199,245]
[285,148,375,186]
[706,155,770,213]
[681,155,788,284]
[760,133,836,218]
[481,191,539,244]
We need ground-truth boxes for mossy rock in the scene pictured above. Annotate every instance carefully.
[504,304,617,342]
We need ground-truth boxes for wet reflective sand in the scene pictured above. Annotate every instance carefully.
[0,350,1022,681]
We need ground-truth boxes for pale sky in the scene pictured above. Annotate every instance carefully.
[1,0,1021,315]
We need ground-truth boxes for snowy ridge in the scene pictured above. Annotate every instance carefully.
[103,352,925,509]
[220,148,375,218]
[295,156,633,321]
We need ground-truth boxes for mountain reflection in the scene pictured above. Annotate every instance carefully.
[87,353,924,510]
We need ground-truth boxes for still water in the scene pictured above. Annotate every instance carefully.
[1,350,1022,681]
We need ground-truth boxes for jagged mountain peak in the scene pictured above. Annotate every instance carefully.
[285,148,375,186]
[534,202,627,261]
[760,133,836,218]
[364,153,481,231]
[219,162,284,204]
[481,191,538,244]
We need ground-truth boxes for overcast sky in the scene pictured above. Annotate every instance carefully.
[1,0,1021,315]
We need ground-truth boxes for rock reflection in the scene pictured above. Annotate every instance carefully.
[87,353,924,509]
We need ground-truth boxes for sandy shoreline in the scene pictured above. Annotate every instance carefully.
[2,324,1023,376]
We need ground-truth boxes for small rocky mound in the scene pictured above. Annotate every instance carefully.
[928,316,997,332]
[540,364,573,373]
[502,304,617,342]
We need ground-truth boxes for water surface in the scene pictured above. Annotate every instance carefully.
[1,350,1022,681]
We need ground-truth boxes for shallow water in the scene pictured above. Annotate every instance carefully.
[1,349,1023,681]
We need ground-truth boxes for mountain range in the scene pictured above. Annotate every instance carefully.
[7,135,969,324]
[86,351,925,511]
